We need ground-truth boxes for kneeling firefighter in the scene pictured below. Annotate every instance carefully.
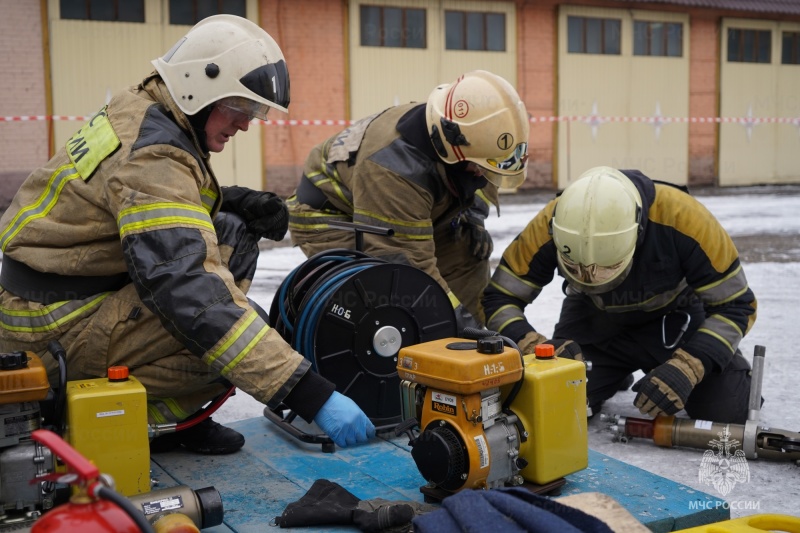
[0,15,373,453]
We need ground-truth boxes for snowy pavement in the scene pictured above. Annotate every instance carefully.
[213,186,800,519]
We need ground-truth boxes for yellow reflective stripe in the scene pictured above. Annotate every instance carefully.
[0,293,110,333]
[490,265,542,303]
[199,187,218,214]
[147,403,168,424]
[599,280,688,313]
[220,324,269,376]
[447,290,460,308]
[205,310,270,377]
[486,304,526,333]
[163,397,192,420]
[697,314,743,353]
[695,265,749,305]
[117,202,214,239]
[309,161,353,209]
[66,108,120,180]
[0,165,80,252]
[353,209,432,240]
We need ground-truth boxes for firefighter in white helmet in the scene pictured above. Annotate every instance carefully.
[483,166,758,423]
[0,15,374,454]
[287,71,530,329]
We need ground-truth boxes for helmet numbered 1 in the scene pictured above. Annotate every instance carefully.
[426,70,530,189]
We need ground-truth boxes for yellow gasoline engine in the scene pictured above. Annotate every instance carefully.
[396,337,588,497]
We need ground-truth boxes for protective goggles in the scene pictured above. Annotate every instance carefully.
[216,96,271,122]
[487,142,528,173]
[559,254,628,286]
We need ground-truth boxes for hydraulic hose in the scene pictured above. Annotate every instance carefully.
[175,385,237,432]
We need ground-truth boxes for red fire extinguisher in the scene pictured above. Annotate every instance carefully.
[30,429,155,533]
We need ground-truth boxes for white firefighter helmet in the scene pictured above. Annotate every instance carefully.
[426,70,530,189]
[551,166,642,294]
[152,14,289,119]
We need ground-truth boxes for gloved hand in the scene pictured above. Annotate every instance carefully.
[453,212,493,261]
[517,332,583,360]
[220,186,289,241]
[518,331,547,355]
[313,391,376,447]
[454,303,483,336]
[546,338,583,360]
[632,348,706,417]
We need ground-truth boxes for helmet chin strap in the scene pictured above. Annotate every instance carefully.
[187,104,215,154]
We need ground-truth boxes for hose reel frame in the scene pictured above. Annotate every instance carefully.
[268,249,457,431]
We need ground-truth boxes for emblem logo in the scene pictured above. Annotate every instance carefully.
[698,426,750,496]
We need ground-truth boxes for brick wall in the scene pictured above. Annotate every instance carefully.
[259,0,348,196]
[518,1,558,189]
[0,0,48,210]
[688,15,720,186]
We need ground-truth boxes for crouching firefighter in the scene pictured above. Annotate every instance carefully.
[0,15,374,454]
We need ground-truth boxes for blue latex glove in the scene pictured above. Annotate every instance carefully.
[313,391,376,447]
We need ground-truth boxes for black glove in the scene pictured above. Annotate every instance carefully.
[519,333,582,359]
[453,212,493,261]
[632,348,706,417]
[221,186,289,241]
[546,338,583,361]
[274,479,434,531]
[454,304,483,336]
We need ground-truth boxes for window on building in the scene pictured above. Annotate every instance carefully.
[782,31,800,65]
[169,0,246,25]
[633,21,683,57]
[727,28,771,63]
[360,5,426,48]
[60,0,144,22]
[567,16,621,55]
[445,11,506,51]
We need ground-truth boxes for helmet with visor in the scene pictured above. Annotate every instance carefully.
[152,14,289,120]
[551,167,642,294]
[426,71,530,189]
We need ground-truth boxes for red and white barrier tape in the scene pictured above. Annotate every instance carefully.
[2,115,800,125]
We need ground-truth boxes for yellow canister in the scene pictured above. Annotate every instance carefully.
[65,366,150,496]
[508,344,588,484]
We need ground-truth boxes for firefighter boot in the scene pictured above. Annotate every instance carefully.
[151,418,245,455]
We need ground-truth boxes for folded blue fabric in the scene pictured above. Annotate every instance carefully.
[413,488,614,533]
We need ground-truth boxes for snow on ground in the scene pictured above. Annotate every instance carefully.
[215,188,800,518]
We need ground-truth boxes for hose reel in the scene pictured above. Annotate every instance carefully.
[267,248,457,437]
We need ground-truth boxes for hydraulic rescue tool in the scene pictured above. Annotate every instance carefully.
[395,334,588,501]
[29,430,223,533]
[603,345,800,463]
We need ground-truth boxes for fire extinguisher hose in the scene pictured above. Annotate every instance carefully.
[93,484,155,533]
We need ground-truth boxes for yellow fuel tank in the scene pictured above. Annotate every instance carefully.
[65,366,150,496]
[397,338,523,394]
[508,345,588,484]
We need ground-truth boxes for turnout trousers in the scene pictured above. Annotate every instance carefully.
[552,293,754,424]
[0,212,260,424]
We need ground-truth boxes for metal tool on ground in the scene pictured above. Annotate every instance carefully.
[395,334,588,501]
[127,485,224,531]
[603,345,800,463]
